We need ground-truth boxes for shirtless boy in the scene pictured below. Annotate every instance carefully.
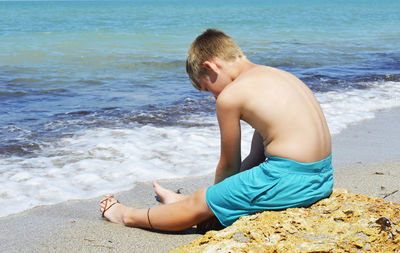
[100,29,333,231]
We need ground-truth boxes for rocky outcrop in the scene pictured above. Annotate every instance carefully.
[172,189,400,252]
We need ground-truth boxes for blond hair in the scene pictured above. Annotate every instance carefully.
[186,29,244,90]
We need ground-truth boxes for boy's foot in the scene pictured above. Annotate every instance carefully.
[153,182,187,204]
[100,195,128,225]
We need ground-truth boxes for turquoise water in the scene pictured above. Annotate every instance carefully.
[0,0,400,216]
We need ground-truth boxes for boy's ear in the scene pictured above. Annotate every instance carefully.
[203,60,220,75]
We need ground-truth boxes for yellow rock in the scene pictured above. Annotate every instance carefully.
[172,189,400,253]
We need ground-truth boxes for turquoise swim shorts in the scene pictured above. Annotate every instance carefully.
[206,154,333,227]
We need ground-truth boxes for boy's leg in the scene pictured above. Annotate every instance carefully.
[153,182,223,232]
[100,187,214,231]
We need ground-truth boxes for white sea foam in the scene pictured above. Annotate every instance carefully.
[317,81,400,135]
[0,81,399,217]
[0,120,253,217]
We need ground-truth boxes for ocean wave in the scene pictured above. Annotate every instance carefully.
[0,142,42,157]
[318,81,400,135]
[302,73,400,92]
[2,78,399,160]
[0,96,216,157]
[0,91,27,98]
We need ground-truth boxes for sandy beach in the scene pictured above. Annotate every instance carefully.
[1,107,399,253]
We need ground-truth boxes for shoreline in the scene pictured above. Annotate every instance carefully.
[332,106,400,168]
[1,107,399,252]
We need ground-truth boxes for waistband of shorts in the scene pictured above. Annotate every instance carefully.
[263,154,333,174]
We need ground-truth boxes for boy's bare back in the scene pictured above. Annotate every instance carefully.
[218,62,331,163]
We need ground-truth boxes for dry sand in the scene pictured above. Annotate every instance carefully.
[0,107,399,253]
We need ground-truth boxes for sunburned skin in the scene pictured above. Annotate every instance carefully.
[202,59,331,163]
[237,65,331,162]
[198,56,331,183]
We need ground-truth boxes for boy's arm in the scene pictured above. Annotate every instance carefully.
[214,95,242,184]
[240,130,266,172]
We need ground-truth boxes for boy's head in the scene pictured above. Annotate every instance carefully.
[186,29,244,90]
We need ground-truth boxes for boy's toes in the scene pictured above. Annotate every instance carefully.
[100,195,114,204]
[99,196,124,224]
[100,195,115,206]
[100,195,119,217]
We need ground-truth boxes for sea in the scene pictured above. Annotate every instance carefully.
[1,0,399,217]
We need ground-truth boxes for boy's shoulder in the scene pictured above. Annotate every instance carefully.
[216,64,294,112]
[230,65,282,88]
[218,65,271,98]
[215,71,260,113]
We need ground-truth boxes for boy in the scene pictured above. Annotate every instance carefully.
[100,29,333,231]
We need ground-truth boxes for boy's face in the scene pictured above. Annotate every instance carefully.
[198,73,227,99]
